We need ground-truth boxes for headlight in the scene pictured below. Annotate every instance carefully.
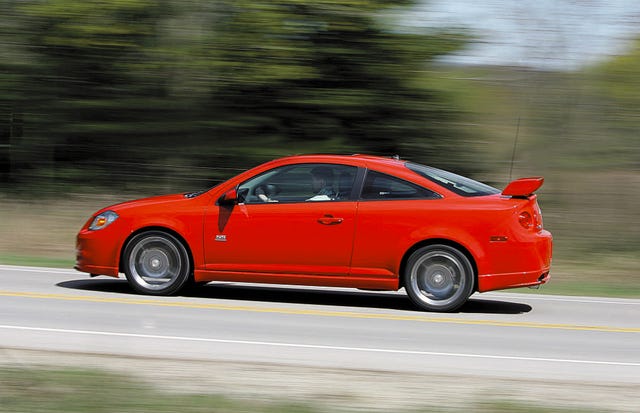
[89,210,119,231]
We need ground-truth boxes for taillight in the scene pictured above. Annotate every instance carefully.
[518,211,533,229]
[518,209,543,231]
[535,204,544,229]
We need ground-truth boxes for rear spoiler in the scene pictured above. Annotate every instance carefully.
[502,177,544,197]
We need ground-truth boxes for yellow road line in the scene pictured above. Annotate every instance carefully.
[1,290,638,333]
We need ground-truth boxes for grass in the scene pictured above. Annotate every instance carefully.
[1,195,638,299]
[0,254,74,269]
[516,256,640,298]
[0,367,316,413]
[0,367,604,413]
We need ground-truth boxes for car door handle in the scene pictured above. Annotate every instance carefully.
[317,215,344,225]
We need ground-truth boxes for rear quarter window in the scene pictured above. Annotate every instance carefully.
[361,170,441,200]
[406,162,500,197]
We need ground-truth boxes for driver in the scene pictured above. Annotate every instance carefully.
[307,166,336,201]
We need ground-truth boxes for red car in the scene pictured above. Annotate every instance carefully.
[76,154,552,312]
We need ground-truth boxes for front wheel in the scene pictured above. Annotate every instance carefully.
[404,245,474,312]
[123,231,191,295]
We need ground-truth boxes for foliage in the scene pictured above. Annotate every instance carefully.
[3,2,639,287]
[426,47,640,259]
[0,0,468,192]
[594,38,640,106]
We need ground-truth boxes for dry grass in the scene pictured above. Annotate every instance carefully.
[1,193,638,298]
[0,194,131,260]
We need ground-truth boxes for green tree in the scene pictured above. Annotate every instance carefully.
[191,1,467,159]
[1,0,469,191]
[588,37,640,169]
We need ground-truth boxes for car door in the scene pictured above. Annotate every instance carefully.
[203,163,358,277]
[350,170,443,278]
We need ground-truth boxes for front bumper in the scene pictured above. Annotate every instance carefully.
[75,229,121,277]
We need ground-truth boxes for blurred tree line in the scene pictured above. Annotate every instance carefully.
[2,0,639,285]
[0,0,469,193]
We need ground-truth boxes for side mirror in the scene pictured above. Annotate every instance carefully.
[218,189,238,206]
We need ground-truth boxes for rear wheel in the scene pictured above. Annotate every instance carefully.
[123,231,190,295]
[404,245,474,312]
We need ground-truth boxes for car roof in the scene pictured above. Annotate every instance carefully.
[272,154,485,198]
[219,153,485,200]
[278,154,407,168]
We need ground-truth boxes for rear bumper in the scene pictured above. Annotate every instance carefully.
[478,229,552,292]
[478,268,551,292]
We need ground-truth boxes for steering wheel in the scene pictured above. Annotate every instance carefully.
[256,184,280,202]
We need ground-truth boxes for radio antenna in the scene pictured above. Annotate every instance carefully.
[509,116,521,181]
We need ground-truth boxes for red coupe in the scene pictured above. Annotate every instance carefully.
[76,154,552,312]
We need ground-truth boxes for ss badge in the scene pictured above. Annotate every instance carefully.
[215,234,227,242]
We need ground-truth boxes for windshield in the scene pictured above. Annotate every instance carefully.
[406,162,500,197]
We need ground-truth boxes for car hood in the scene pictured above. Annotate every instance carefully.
[101,193,197,213]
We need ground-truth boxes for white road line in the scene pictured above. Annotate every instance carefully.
[2,324,638,367]
[479,292,640,305]
[0,265,78,275]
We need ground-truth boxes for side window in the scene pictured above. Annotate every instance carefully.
[361,170,441,200]
[238,163,357,204]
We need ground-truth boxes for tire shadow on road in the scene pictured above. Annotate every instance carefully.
[57,278,532,315]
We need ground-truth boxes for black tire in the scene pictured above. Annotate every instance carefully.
[123,231,191,295]
[404,244,474,312]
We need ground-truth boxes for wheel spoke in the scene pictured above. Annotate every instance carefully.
[124,232,190,295]
[405,246,474,312]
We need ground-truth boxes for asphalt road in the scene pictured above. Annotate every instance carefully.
[1,265,639,409]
